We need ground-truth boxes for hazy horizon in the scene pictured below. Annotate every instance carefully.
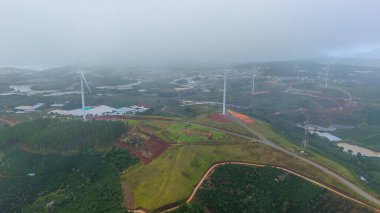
[1,0,380,67]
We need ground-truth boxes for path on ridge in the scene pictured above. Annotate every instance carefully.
[128,116,380,209]
[182,118,380,207]
[199,119,380,207]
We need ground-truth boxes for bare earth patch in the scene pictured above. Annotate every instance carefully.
[122,181,134,209]
[116,136,170,165]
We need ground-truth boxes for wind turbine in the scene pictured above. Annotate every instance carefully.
[252,66,256,94]
[80,72,92,121]
[222,69,227,114]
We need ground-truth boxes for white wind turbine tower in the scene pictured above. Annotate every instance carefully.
[324,64,330,89]
[252,66,256,94]
[222,69,227,114]
[80,72,92,121]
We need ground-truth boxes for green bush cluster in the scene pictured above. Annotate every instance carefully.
[195,165,370,213]
[0,118,125,153]
[0,152,137,212]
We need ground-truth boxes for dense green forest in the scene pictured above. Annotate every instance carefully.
[0,118,139,212]
[0,148,139,212]
[0,119,126,153]
[195,164,371,213]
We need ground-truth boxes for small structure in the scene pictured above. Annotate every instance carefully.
[27,173,36,177]
[360,176,368,183]
[107,107,136,116]
[315,132,342,142]
[50,103,64,107]
[46,200,55,208]
[14,103,45,112]
[49,105,149,117]
[130,105,149,113]
[300,121,309,153]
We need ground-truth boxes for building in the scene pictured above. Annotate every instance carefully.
[107,107,136,115]
[50,103,65,107]
[50,105,115,117]
[14,103,45,112]
[314,132,342,142]
[49,105,149,117]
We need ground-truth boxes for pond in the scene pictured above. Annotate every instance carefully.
[337,143,380,157]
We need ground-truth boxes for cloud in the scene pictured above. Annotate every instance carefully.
[1,0,379,66]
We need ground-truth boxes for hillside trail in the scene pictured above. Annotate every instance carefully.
[235,120,380,207]
[126,116,380,212]
[0,116,17,126]
[143,116,380,207]
[162,161,379,213]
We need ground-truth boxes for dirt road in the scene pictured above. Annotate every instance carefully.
[126,116,380,212]
[234,120,380,207]
[190,119,380,207]
[163,161,379,213]
[0,116,18,126]
[129,160,379,213]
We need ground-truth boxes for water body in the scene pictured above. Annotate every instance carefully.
[337,143,380,157]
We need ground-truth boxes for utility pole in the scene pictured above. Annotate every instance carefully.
[301,120,309,153]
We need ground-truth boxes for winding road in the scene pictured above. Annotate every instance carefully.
[127,116,380,212]
[234,121,380,207]
[163,161,379,213]
[184,119,380,207]
[0,116,18,126]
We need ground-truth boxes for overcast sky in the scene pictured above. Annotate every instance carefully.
[1,0,380,66]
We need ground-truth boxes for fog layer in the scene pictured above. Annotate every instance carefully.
[1,0,379,66]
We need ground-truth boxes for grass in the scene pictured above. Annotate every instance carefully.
[123,119,142,127]
[0,112,40,122]
[243,117,380,203]
[245,119,360,185]
[121,116,377,208]
[250,119,299,151]
[132,119,240,144]
[191,117,255,136]
[154,123,225,143]
[195,117,359,188]
[0,121,9,129]
[122,143,362,211]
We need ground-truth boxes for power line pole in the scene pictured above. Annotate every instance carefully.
[301,120,309,153]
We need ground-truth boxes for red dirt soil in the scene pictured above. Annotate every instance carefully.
[122,182,135,209]
[208,113,234,123]
[228,111,255,124]
[116,137,170,165]
[95,115,175,122]
[0,116,18,126]
[137,126,154,135]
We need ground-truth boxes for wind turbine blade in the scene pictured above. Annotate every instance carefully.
[81,72,92,93]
